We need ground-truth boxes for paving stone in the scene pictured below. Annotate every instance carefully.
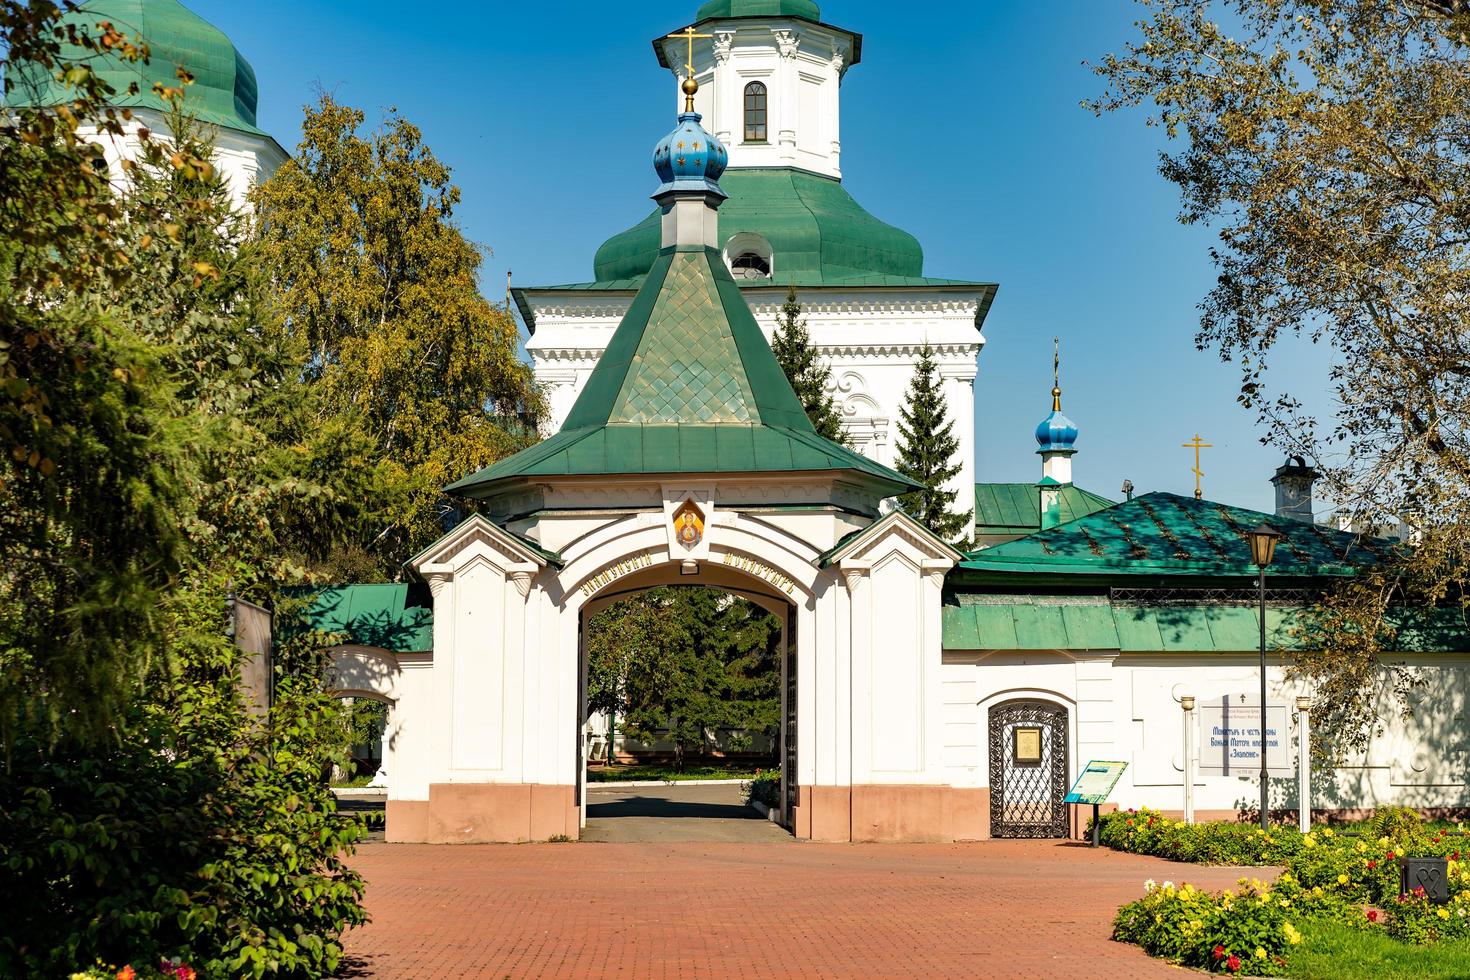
[343,837,1276,977]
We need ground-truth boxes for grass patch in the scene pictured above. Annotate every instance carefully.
[586,764,763,783]
[1287,919,1470,979]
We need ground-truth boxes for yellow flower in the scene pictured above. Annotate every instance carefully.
[1284,922,1302,945]
[1255,947,1268,960]
[1303,837,1317,849]
[1312,886,1324,897]
[1355,841,1367,853]
[1323,828,1335,838]
[1378,836,1391,847]
[1439,908,1452,920]
[1338,874,1349,885]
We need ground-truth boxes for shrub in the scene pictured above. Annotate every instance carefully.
[743,768,781,809]
[0,678,368,977]
[1112,878,1296,974]
[1372,805,1424,842]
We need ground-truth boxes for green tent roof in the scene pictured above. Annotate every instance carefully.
[593,168,933,286]
[974,482,1116,537]
[4,0,266,136]
[959,491,1392,580]
[449,244,920,499]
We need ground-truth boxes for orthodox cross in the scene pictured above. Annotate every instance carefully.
[1181,434,1213,500]
[1051,337,1061,411]
[668,26,712,78]
[667,26,712,111]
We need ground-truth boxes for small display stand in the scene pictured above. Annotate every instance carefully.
[1064,760,1129,846]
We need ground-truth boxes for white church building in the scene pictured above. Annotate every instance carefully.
[20,0,1470,843]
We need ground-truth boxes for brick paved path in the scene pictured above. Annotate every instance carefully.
[344,839,1272,978]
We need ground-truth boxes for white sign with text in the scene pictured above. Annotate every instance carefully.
[1198,696,1291,775]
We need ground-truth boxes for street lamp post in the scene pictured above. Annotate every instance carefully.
[1246,523,1282,831]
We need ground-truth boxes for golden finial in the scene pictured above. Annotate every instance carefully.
[1181,434,1213,500]
[1051,336,1062,412]
[668,26,712,111]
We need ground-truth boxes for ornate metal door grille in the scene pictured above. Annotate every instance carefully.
[988,700,1069,838]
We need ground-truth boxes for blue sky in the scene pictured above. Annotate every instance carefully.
[184,0,1327,513]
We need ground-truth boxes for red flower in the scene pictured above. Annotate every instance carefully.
[177,969,196,980]
[1212,945,1226,960]
[1226,955,1241,972]
[116,968,136,980]
[1367,910,1379,922]
[1127,819,1135,826]
[1386,850,1396,860]
[1415,886,1428,898]
[1367,860,1377,869]
[1455,851,1463,861]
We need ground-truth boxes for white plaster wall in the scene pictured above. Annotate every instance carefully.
[662,19,854,179]
[942,651,1470,813]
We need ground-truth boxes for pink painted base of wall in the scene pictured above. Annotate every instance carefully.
[794,785,991,842]
[387,784,578,843]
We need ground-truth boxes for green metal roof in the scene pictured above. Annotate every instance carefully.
[449,245,921,498]
[291,584,434,654]
[696,0,820,20]
[973,482,1116,536]
[593,168,930,286]
[959,491,1391,580]
[941,594,1470,654]
[5,0,267,137]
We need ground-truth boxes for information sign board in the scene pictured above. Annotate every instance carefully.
[1198,696,1291,775]
[1064,760,1128,804]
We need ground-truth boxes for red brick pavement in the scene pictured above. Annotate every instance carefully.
[344,839,1275,978]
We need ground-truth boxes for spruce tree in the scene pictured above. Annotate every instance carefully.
[770,285,848,444]
[895,343,972,547]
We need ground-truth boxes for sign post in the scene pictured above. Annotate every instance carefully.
[1296,696,1312,833]
[1064,760,1129,846]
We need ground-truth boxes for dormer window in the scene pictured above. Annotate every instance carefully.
[731,253,771,279]
[724,232,774,280]
[743,81,767,142]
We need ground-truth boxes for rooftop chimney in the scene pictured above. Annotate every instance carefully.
[1270,455,1318,523]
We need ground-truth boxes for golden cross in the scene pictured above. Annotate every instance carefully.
[668,26,713,77]
[1181,434,1213,500]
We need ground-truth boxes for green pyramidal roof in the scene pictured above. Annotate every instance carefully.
[447,244,920,499]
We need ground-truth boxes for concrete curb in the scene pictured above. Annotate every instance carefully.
[332,787,388,799]
[749,799,780,823]
[586,778,751,789]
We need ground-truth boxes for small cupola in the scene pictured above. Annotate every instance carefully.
[1270,455,1319,523]
[1034,339,1078,484]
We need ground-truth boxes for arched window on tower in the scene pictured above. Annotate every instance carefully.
[743,81,767,143]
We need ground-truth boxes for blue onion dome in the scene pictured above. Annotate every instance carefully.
[653,111,728,197]
[1035,386,1078,454]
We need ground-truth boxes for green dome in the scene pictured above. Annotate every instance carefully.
[695,0,821,21]
[5,0,264,136]
[593,168,924,285]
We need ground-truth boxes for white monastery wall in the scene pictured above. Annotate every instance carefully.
[941,651,1470,816]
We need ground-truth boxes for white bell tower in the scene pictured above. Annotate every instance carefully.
[657,12,859,179]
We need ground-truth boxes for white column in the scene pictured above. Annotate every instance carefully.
[1181,695,1195,824]
[712,31,735,145]
[772,28,799,165]
[1296,696,1312,833]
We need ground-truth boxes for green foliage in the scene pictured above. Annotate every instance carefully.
[585,587,781,768]
[1091,0,1470,755]
[770,285,847,445]
[1105,806,1470,971]
[1113,878,1296,974]
[252,93,544,577]
[1287,918,1470,980]
[743,768,782,808]
[0,634,368,978]
[894,343,971,547]
[587,763,758,783]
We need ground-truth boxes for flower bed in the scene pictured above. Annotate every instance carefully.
[1105,806,1470,972]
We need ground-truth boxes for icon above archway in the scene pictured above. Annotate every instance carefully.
[673,499,705,551]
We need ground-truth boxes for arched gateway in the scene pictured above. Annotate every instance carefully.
[380,76,974,843]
